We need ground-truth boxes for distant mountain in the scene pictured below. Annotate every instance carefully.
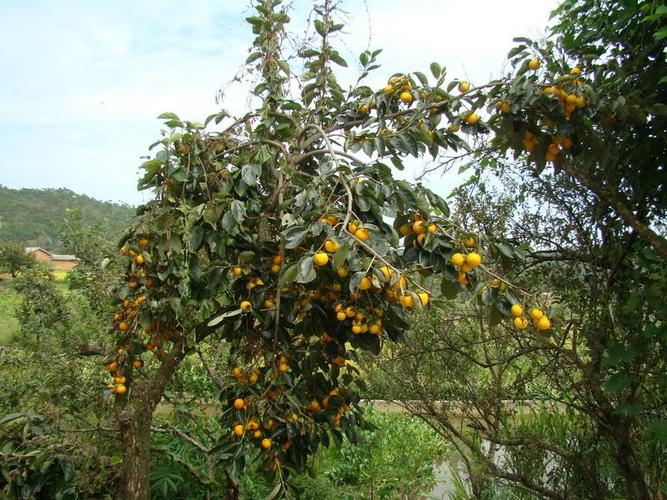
[0,185,135,252]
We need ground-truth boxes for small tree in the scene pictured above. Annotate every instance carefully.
[102,1,550,497]
[0,243,34,278]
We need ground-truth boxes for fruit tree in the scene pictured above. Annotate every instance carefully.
[102,0,666,498]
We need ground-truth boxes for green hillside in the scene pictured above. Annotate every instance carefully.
[0,185,135,252]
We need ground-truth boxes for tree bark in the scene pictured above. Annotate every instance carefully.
[613,431,652,500]
[117,399,153,500]
[115,340,189,499]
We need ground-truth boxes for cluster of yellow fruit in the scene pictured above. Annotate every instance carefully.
[398,213,438,248]
[543,67,586,119]
[106,237,157,395]
[450,250,482,286]
[510,304,551,331]
[334,303,383,335]
[383,74,415,105]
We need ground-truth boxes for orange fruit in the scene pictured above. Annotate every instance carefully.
[233,398,245,410]
[324,240,340,253]
[261,438,272,449]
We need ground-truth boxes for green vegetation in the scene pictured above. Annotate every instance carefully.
[0,281,20,345]
[1,0,665,498]
[0,185,134,251]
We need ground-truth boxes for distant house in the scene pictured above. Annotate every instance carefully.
[25,247,78,271]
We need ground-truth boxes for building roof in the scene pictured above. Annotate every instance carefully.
[25,247,78,261]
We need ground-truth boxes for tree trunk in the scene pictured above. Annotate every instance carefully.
[614,433,652,500]
[116,380,156,500]
[118,402,153,500]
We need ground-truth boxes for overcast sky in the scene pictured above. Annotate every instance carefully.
[0,0,557,206]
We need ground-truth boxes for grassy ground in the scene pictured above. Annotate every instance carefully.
[0,281,20,345]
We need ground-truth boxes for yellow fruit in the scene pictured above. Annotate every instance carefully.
[399,91,414,104]
[324,239,340,253]
[466,253,481,268]
[357,103,369,114]
[261,438,272,449]
[417,292,430,306]
[458,81,470,92]
[528,58,541,70]
[313,252,329,267]
[118,321,129,331]
[399,223,411,235]
[513,317,529,330]
[322,214,338,225]
[465,112,479,125]
[336,311,347,321]
[233,424,245,437]
[263,299,274,308]
[351,325,362,334]
[393,276,408,290]
[412,221,427,234]
[132,359,143,369]
[337,266,349,278]
[416,233,426,246]
[249,372,259,384]
[369,323,381,335]
[499,101,511,113]
[253,430,262,439]
[451,253,466,267]
[114,384,127,395]
[575,95,586,108]
[544,85,556,96]
[379,266,393,281]
[530,308,544,320]
[233,398,245,410]
[232,266,242,276]
[345,306,355,318]
[272,255,283,265]
[510,304,524,317]
[358,277,372,291]
[240,300,252,312]
[464,236,476,248]
[135,255,144,265]
[347,221,359,234]
[457,272,469,285]
[400,294,414,308]
[138,238,149,248]
[355,228,370,241]
[570,66,581,74]
[383,84,394,94]
[232,367,243,378]
[271,264,281,273]
[536,316,552,330]
[278,362,289,373]
[428,223,437,233]
[310,400,321,411]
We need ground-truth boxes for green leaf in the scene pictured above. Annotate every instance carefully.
[430,62,441,78]
[279,264,299,286]
[158,112,180,120]
[297,257,316,283]
[230,200,246,223]
[605,373,632,392]
[441,279,459,299]
[245,52,262,64]
[207,309,242,327]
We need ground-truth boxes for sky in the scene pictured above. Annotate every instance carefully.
[0,0,558,206]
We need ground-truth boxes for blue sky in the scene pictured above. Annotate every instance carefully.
[0,0,557,205]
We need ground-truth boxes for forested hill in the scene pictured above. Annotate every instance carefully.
[0,185,135,252]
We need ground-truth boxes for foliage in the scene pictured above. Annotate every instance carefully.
[104,1,539,495]
[13,265,70,347]
[0,281,21,345]
[0,185,134,251]
[0,243,33,278]
[148,408,445,500]
[0,411,76,500]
